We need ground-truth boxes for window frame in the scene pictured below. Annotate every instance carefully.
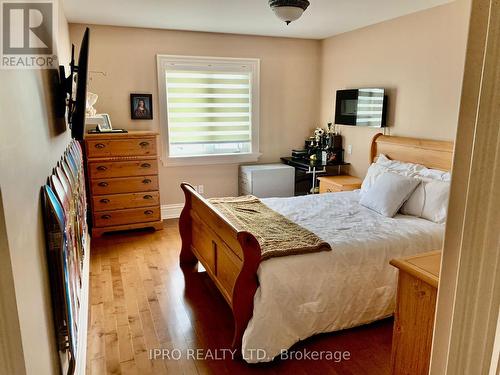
[156,54,261,167]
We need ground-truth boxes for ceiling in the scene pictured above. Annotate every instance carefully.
[63,0,453,40]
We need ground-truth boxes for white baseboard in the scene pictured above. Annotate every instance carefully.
[161,203,184,220]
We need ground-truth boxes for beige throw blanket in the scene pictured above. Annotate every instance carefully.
[208,195,331,261]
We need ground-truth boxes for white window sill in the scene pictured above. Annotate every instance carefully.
[161,152,262,167]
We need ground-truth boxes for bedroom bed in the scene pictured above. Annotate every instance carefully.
[178,133,454,362]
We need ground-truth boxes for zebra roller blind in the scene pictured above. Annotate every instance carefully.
[166,70,253,157]
[356,88,385,127]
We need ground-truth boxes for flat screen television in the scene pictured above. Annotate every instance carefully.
[335,88,388,127]
[58,27,90,141]
[71,28,89,140]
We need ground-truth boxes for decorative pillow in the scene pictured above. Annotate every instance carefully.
[361,163,390,194]
[401,178,450,223]
[376,154,425,176]
[360,172,421,217]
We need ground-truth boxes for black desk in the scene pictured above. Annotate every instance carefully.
[281,157,350,195]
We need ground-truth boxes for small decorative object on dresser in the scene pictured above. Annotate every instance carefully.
[97,113,112,131]
[85,131,162,236]
[318,175,362,193]
[390,251,441,375]
[130,93,153,120]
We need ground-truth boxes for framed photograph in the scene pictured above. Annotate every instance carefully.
[130,93,153,120]
[97,114,113,132]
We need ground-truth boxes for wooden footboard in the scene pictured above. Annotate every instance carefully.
[179,183,261,350]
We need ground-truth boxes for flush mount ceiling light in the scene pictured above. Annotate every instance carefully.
[269,0,310,25]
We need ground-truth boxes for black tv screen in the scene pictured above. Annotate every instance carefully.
[335,88,388,127]
[70,28,89,140]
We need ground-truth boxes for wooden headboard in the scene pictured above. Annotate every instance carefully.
[370,133,454,171]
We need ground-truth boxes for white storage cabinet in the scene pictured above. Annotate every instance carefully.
[239,164,295,198]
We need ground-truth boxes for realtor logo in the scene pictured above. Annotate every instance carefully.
[1,0,57,69]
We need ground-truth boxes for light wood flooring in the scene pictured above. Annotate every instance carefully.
[86,220,393,375]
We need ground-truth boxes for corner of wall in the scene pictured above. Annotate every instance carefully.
[317,1,471,177]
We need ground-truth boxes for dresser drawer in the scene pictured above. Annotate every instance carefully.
[91,176,159,195]
[93,191,160,211]
[94,206,160,227]
[319,183,342,193]
[89,159,158,179]
[86,137,157,157]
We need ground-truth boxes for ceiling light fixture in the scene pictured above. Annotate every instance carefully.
[269,0,310,25]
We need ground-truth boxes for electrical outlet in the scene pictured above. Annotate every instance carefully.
[347,145,353,155]
[198,185,204,194]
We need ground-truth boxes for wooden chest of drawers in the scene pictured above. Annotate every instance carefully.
[85,131,163,236]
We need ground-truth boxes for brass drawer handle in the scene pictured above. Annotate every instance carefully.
[144,210,154,215]
[143,195,153,200]
[97,166,108,171]
[101,214,111,219]
[142,178,152,184]
[100,199,110,204]
[139,141,150,147]
[95,143,106,149]
[140,163,151,168]
[98,182,109,187]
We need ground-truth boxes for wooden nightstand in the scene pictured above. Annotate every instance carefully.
[318,175,362,193]
[390,251,441,375]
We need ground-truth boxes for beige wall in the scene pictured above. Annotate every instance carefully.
[68,24,322,205]
[0,2,71,374]
[320,0,471,178]
[71,1,471,206]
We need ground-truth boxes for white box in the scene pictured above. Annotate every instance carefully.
[239,164,295,198]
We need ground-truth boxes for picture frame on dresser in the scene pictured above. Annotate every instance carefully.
[84,131,162,236]
[97,114,113,132]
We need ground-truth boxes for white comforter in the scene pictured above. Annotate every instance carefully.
[241,191,444,363]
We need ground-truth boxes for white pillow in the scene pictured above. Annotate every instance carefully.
[401,179,450,223]
[417,168,451,182]
[361,163,390,193]
[360,172,421,217]
[376,154,425,176]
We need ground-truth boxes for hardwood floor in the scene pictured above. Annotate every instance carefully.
[86,220,393,375]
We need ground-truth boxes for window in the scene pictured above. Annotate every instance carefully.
[157,55,260,166]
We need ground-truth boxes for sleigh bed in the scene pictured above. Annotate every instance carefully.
[178,133,454,362]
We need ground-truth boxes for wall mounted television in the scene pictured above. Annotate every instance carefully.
[57,27,90,141]
[335,88,388,127]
